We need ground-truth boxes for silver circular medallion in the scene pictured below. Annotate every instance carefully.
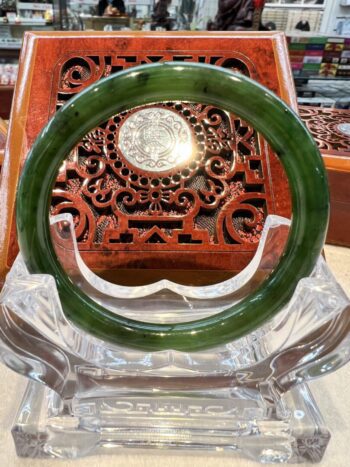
[336,122,350,137]
[118,108,193,172]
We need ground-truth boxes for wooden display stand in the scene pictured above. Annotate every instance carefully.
[0,31,302,286]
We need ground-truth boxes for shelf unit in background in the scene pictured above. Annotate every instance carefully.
[1,1,350,117]
[0,14,54,117]
[263,0,350,35]
[263,0,325,33]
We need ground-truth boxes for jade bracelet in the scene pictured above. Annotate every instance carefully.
[16,62,329,352]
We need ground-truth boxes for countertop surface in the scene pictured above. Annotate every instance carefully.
[0,244,349,467]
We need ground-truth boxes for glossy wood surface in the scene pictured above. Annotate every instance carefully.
[327,169,350,246]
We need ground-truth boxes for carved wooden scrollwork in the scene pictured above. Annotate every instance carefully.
[50,52,286,272]
[299,105,350,156]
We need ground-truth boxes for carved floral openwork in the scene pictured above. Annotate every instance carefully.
[299,105,350,156]
[51,53,275,268]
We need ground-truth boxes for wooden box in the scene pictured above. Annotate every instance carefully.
[0,31,297,286]
[299,106,350,247]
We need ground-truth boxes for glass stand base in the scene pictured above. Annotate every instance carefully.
[3,216,345,463]
[12,376,330,463]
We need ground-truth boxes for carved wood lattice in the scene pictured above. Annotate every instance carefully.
[51,53,276,267]
[299,105,350,156]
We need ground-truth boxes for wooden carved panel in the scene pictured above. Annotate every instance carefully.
[52,53,271,266]
[299,105,350,248]
[0,32,295,284]
[299,106,350,157]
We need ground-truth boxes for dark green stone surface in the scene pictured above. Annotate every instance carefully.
[16,62,329,351]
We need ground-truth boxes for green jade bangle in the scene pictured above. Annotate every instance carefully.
[16,62,329,352]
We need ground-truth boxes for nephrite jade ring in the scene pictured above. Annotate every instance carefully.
[16,62,329,352]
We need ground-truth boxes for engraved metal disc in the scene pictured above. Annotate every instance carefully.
[118,108,193,172]
[336,122,350,137]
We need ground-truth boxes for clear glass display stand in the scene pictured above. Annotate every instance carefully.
[1,215,349,462]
